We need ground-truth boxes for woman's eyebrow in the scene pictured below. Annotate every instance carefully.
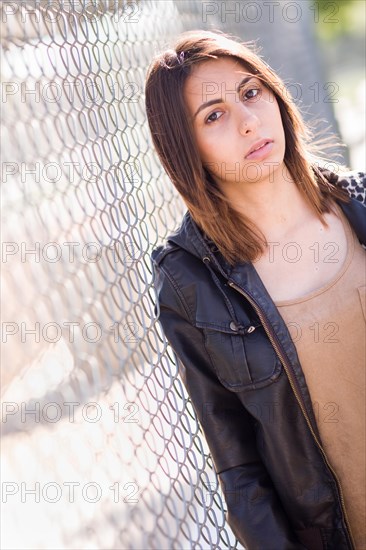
[193,75,255,119]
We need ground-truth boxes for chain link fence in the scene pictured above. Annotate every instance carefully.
[1,1,348,548]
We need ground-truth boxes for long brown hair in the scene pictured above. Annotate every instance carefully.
[145,29,350,265]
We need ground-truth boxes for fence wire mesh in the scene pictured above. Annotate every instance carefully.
[1,1,347,549]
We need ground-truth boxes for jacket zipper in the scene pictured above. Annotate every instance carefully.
[227,279,355,549]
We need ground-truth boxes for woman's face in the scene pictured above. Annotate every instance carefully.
[183,57,286,189]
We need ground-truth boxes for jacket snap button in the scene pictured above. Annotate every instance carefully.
[229,321,238,332]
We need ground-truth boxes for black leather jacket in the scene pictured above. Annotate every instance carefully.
[151,170,366,550]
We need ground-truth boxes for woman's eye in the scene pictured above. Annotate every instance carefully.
[243,87,261,100]
[204,87,261,124]
[206,111,223,124]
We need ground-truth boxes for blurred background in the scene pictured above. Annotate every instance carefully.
[1,1,365,549]
[313,0,365,169]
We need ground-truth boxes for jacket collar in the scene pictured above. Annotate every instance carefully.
[337,194,366,244]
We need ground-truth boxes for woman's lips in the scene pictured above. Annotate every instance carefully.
[245,141,274,160]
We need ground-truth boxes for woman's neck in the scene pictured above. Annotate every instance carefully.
[223,166,313,240]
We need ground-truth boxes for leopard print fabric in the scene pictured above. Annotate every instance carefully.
[321,169,366,249]
[326,169,366,205]
[328,171,366,250]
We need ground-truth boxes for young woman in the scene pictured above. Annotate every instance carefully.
[145,30,365,550]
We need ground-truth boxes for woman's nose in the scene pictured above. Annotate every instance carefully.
[238,105,259,135]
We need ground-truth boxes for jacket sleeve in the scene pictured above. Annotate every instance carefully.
[153,261,306,550]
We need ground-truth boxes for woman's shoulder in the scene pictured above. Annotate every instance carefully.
[151,210,212,269]
[152,216,194,267]
[150,212,219,318]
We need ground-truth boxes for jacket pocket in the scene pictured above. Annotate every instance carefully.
[196,320,282,392]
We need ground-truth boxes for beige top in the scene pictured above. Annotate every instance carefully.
[274,204,366,549]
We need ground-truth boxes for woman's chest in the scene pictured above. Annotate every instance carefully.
[252,209,349,302]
